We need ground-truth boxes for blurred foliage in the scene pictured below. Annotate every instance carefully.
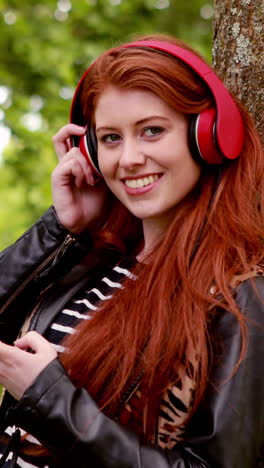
[0,0,213,248]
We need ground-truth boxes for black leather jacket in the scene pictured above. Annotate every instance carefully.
[0,207,264,468]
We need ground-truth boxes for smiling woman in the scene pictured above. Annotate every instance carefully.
[0,34,264,468]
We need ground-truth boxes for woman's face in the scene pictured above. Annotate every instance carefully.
[95,86,201,228]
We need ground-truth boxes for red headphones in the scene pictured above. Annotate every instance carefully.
[70,40,244,176]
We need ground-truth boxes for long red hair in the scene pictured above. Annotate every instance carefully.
[60,34,264,440]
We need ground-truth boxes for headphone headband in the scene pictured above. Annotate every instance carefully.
[70,40,244,161]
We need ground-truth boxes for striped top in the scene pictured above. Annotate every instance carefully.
[0,257,194,467]
[43,257,137,353]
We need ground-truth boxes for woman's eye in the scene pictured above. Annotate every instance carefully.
[102,134,120,143]
[144,127,163,137]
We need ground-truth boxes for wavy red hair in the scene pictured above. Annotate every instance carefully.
[58,34,264,441]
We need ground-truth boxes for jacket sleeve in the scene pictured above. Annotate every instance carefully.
[10,276,264,467]
[0,206,93,344]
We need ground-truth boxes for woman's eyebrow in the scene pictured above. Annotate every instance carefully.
[134,115,170,125]
[96,116,169,133]
[96,126,118,133]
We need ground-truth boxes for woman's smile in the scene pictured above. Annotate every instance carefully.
[122,173,161,193]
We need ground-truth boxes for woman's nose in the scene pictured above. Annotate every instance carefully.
[119,140,146,169]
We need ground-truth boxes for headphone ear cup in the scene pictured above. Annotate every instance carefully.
[78,128,102,177]
[188,108,224,165]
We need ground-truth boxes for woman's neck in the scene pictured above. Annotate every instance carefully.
[137,216,172,261]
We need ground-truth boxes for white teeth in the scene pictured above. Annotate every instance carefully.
[125,174,159,188]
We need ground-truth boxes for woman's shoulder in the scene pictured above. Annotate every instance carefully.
[232,264,264,323]
[209,264,264,328]
[230,263,264,289]
[209,264,264,300]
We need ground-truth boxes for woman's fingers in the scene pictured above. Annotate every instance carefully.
[52,124,86,160]
[0,332,57,400]
[55,147,96,186]
[51,139,107,233]
[52,148,93,188]
[14,331,55,356]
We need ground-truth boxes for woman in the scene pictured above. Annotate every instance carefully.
[0,34,263,467]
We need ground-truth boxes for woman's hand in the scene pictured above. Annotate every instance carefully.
[0,332,57,400]
[52,124,109,234]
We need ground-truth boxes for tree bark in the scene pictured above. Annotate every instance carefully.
[212,0,263,143]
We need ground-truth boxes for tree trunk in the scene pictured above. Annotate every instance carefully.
[212,0,263,143]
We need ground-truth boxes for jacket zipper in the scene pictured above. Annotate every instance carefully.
[0,234,75,316]
[28,282,55,332]
[115,369,144,421]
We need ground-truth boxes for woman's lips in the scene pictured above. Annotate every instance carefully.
[122,174,162,195]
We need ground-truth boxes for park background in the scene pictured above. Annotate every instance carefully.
[0,0,214,249]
